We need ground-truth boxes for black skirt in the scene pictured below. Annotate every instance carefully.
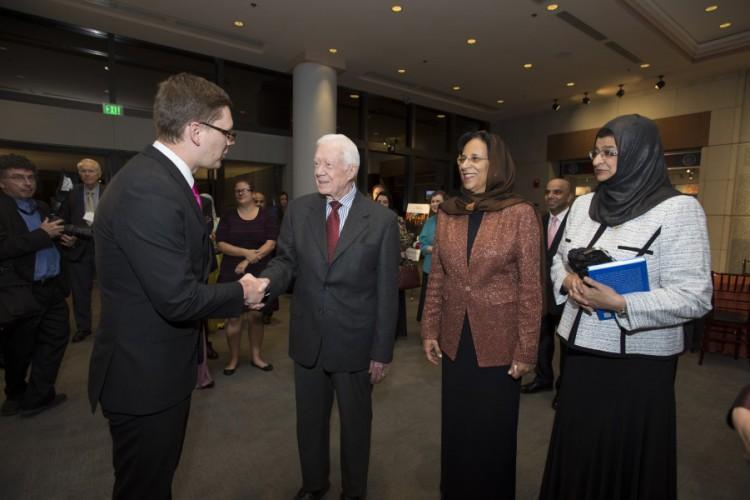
[539,348,678,500]
[441,317,520,500]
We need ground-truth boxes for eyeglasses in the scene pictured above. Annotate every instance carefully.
[199,122,237,144]
[234,188,252,195]
[457,154,489,165]
[588,148,618,160]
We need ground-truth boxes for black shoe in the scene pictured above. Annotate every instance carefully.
[1,399,21,417]
[552,394,559,410]
[19,393,67,418]
[294,483,330,500]
[251,362,274,372]
[521,379,553,394]
[72,330,91,343]
[223,367,237,376]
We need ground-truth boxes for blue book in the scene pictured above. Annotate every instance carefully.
[587,257,650,321]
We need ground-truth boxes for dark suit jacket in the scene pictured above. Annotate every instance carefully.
[88,145,244,415]
[0,192,68,294]
[261,191,400,372]
[420,203,543,367]
[62,183,103,261]
[543,210,569,316]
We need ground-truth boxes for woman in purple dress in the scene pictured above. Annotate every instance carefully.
[216,179,279,375]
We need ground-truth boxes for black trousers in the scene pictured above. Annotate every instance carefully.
[2,279,69,408]
[104,396,191,500]
[294,361,372,497]
[533,313,564,388]
[68,245,95,332]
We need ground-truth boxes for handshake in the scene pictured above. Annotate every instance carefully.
[238,274,271,309]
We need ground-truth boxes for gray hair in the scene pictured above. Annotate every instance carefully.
[316,134,360,168]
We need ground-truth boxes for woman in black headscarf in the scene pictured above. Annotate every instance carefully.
[421,131,543,499]
[539,115,712,499]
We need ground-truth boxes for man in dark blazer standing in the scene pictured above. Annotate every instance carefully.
[60,158,103,343]
[0,154,70,418]
[259,134,400,500]
[522,178,574,407]
[88,73,268,500]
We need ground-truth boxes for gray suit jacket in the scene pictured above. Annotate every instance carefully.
[261,190,400,372]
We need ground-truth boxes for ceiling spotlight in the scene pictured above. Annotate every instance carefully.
[582,92,591,105]
[349,94,360,99]
[566,82,575,87]
[523,63,533,69]
[552,99,560,111]
[547,4,559,11]
[436,114,446,119]
[496,99,505,104]
[328,48,338,54]
[616,84,625,98]
[452,85,461,91]
[233,20,245,28]
[640,63,651,69]
[655,75,666,90]
[705,5,718,13]
[104,65,109,71]
[719,22,732,29]
[397,68,406,74]
[391,5,403,13]
[467,38,477,45]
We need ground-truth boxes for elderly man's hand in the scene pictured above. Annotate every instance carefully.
[369,360,390,384]
[238,274,269,306]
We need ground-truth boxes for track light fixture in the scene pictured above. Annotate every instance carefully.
[616,84,625,98]
[552,98,560,111]
[655,75,665,90]
[582,92,591,105]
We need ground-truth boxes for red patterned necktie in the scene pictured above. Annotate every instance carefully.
[191,184,203,209]
[327,200,342,262]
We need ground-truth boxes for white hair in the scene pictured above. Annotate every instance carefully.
[316,134,360,168]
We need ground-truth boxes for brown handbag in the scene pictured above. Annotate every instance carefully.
[398,262,421,290]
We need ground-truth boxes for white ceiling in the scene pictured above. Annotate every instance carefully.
[1,0,749,120]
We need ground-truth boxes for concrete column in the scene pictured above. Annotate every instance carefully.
[292,62,337,197]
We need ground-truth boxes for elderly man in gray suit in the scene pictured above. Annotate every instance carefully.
[258,134,400,500]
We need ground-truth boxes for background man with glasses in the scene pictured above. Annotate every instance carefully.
[88,72,267,500]
[0,154,70,418]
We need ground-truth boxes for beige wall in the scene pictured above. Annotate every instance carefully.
[493,69,750,273]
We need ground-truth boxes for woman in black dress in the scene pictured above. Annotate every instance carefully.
[215,179,279,374]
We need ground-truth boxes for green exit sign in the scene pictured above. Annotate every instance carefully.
[102,103,123,116]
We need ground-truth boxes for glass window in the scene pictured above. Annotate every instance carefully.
[223,62,291,133]
[451,115,487,151]
[414,158,450,199]
[368,96,406,152]
[415,106,448,154]
[337,88,361,140]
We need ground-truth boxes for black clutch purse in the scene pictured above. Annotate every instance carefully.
[567,247,613,278]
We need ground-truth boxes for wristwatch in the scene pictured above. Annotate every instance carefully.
[616,304,628,319]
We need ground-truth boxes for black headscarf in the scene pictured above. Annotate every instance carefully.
[589,114,680,226]
[441,133,525,215]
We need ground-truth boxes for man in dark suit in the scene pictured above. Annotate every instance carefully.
[258,134,400,500]
[522,178,574,407]
[60,158,103,343]
[88,73,268,500]
[0,154,70,417]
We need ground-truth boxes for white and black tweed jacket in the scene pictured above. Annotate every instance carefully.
[551,193,712,357]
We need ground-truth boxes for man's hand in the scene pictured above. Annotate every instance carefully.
[40,217,65,239]
[422,339,442,365]
[59,234,77,248]
[369,360,390,384]
[508,360,534,379]
[238,274,269,306]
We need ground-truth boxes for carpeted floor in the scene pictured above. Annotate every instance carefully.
[1,289,748,499]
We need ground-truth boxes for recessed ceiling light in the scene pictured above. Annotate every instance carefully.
[705,5,718,13]
[719,22,732,29]
[397,68,407,74]
[436,114,446,119]
[547,4,559,11]
[452,85,461,91]
[233,20,245,28]
[496,99,505,104]
[466,38,477,45]
[104,65,109,71]
[349,94,360,99]
[640,63,651,68]
[523,63,533,69]
[391,5,403,13]
[566,82,575,87]
[329,48,338,54]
